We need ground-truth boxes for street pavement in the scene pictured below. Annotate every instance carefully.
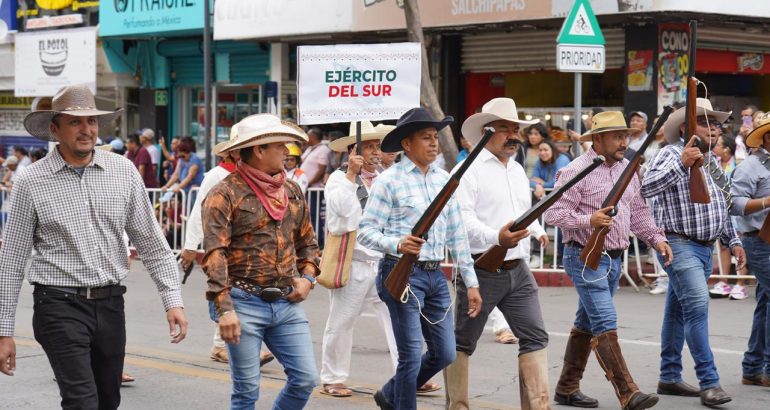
[4,260,770,409]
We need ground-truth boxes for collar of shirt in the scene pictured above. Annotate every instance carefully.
[46,147,107,174]
[398,154,439,176]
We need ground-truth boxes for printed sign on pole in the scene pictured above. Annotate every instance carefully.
[296,42,421,125]
[556,0,605,73]
[14,27,97,97]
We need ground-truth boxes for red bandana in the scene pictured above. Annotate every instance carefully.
[236,161,288,221]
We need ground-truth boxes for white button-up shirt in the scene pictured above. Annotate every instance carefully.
[454,148,547,261]
[324,169,381,260]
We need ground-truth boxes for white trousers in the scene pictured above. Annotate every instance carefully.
[213,326,226,348]
[320,259,398,384]
[489,307,510,334]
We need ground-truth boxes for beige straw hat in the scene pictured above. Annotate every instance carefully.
[579,111,643,142]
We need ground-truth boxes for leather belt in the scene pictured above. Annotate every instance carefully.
[665,232,715,248]
[230,278,292,303]
[384,254,441,271]
[34,284,126,300]
[471,254,521,271]
[566,241,624,260]
[743,230,760,237]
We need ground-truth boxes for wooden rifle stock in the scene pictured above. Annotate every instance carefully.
[760,212,770,244]
[579,106,675,270]
[474,156,605,272]
[685,21,711,204]
[384,128,496,301]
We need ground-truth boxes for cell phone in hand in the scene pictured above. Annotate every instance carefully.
[743,115,753,128]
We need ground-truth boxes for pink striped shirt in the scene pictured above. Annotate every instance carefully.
[544,149,666,250]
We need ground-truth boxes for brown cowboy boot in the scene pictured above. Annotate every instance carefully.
[591,330,658,410]
[519,349,552,410]
[554,328,599,408]
[443,351,470,410]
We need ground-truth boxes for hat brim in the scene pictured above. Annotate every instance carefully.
[461,113,539,145]
[579,126,643,142]
[328,132,388,152]
[381,117,453,153]
[746,122,770,148]
[224,133,306,153]
[24,109,123,141]
[663,106,732,142]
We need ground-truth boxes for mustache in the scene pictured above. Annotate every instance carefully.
[504,139,521,147]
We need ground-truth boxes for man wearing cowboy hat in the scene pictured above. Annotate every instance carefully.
[202,114,320,408]
[641,97,746,407]
[0,84,188,409]
[442,97,551,409]
[319,121,399,398]
[546,111,672,410]
[729,112,770,388]
[179,123,274,368]
[358,107,482,410]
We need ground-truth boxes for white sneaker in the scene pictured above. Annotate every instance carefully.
[529,255,541,269]
[650,277,668,295]
[729,285,749,300]
[709,281,731,298]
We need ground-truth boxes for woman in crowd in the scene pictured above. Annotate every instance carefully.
[530,139,571,200]
[522,123,550,177]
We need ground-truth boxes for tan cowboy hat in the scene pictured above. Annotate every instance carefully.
[663,98,732,142]
[221,114,308,153]
[579,111,643,142]
[24,84,122,142]
[746,112,770,148]
[213,126,239,157]
[328,121,392,152]
[461,98,539,145]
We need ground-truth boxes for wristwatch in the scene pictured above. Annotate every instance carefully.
[301,274,317,289]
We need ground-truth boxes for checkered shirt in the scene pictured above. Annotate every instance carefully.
[640,143,740,248]
[357,156,478,288]
[0,148,183,336]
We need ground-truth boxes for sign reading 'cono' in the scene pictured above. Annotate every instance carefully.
[296,43,421,125]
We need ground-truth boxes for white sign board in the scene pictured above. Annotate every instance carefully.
[296,42,421,125]
[14,27,96,97]
[557,44,606,73]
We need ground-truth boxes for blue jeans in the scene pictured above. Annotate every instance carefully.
[376,257,456,410]
[227,287,317,410]
[742,235,770,377]
[659,237,720,389]
[563,245,622,335]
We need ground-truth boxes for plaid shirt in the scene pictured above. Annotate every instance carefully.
[641,143,740,247]
[0,148,183,336]
[357,156,478,288]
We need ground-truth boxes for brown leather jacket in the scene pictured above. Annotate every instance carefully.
[202,172,319,314]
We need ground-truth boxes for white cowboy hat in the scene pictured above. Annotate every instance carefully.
[24,84,122,142]
[221,114,308,153]
[328,121,392,152]
[461,98,539,145]
[579,111,643,142]
[213,126,240,157]
[746,112,770,148]
[663,98,732,142]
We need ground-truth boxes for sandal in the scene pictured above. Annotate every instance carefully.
[320,383,353,397]
[416,381,441,394]
[121,372,135,383]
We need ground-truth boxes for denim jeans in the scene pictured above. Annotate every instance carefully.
[376,257,456,410]
[742,235,770,377]
[227,287,317,410]
[563,245,622,335]
[659,237,720,389]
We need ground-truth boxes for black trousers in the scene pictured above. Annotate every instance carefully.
[455,262,549,355]
[32,288,126,410]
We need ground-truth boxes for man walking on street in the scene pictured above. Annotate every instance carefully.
[202,114,320,409]
[730,112,770,388]
[641,98,746,407]
[445,98,551,410]
[546,111,672,410]
[358,107,483,410]
[0,84,188,410]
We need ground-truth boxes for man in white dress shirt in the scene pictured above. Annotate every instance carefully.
[445,98,551,410]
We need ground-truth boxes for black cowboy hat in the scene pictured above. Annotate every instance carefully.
[380,107,453,153]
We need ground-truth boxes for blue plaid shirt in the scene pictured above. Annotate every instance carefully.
[641,143,740,248]
[358,156,478,288]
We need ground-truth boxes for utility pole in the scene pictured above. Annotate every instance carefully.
[203,0,213,170]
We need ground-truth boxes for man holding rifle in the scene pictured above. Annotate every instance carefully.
[730,112,770,388]
[545,111,671,410]
[443,98,550,410]
[358,107,482,410]
[641,98,745,407]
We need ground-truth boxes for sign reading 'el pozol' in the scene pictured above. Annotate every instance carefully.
[296,42,421,125]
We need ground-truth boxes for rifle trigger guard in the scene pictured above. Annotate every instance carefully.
[608,206,618,217]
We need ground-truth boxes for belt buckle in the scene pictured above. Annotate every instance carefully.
[259,287,284,302]
[86,287,94,300]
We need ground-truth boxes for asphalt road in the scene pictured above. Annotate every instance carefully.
[3,260,770,409]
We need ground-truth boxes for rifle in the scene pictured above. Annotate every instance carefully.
[685,20,711,204]
[761,212,770,244]
[384,127,495,301]
[579,106,675,270]
[177,253,195,284]
[473,155,605,272]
